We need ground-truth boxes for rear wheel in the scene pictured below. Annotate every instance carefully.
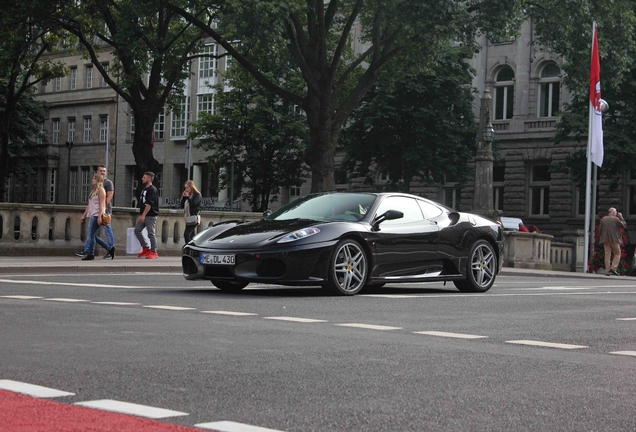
[325,239,368,295]
[453,240,497,293]
[212,281,249,292]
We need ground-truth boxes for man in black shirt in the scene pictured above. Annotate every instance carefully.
[134,171,160,259]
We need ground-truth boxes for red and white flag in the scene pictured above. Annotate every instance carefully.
[589,24,603,167]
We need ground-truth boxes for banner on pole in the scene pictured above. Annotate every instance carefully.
[589,25,603,167]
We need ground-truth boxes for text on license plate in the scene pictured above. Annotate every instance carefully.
[200,253,235,265]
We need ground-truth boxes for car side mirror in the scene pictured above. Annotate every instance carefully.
[262,209,272,219]
[372,210,404,231]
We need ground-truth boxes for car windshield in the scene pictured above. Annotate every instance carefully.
[268,193,377,222]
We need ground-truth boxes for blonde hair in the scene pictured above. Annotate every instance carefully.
[90,173,104,198]
[184,180,200,195]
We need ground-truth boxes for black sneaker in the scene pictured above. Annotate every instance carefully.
[75,250,88,258]
[103,247,115,260]
[610,269,620,276]
[81,255,95,261]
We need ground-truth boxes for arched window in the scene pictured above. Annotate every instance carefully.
[494,66,514,120]
[538,63,561,118]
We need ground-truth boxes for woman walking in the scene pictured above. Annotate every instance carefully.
[79,173,106,261]
[181,180,202,243]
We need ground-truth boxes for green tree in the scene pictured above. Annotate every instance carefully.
[192,65,308,212]
[526,1,636,187]
[52,0,212,184]
[0,0,66,202]
[166,0,523,192]
[341,45,478,192]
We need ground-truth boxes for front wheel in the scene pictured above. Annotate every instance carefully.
[454,239,497,293]
[325,239,368,295]
[212,281,249,292]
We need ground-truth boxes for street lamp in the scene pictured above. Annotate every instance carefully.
[482,114,495,146]
[223,104,236,211]
[65,141,74,204]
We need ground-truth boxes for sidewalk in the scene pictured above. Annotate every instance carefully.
[0,254,633,280]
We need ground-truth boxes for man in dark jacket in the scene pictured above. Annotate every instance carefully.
[599,207,626,276]
[134,172,160,259]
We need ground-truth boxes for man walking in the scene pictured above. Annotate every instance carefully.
[134,172,159,259]
[599,207,626,276]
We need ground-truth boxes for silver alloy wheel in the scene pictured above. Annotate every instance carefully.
[470,241,496,289]
[332,240,367,294]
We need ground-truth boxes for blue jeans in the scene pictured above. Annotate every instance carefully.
[84,217,114,254]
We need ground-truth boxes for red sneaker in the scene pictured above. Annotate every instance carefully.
[138,248,151,258]
[146,251,159,259]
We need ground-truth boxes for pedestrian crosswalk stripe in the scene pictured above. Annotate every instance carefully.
[75,399,188,419]
[264,317,328,323]
[195,420,286,431]
[0,380,74,398]
[414,331,488,339]
[506,340,587,349]
[201,311,258,316]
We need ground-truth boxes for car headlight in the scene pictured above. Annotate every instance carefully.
[277,227,321,243]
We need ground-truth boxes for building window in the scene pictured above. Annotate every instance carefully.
[129,114,135,140]
[530,164,551,215]
[80,167,91,202]
[199,44,218,78]
[538,63,560,118]
[442,174,461,210]
[289,186,301,199]
[68,119,75,143]
[154,111,165,140]
[70,67,77,90]
[99,117,108,142]
[49,169,57,203]
[171,96,189,138]
[493,164,505,211]
[86,65,93,89]
[69,169,78,203]
[83,117,92,143]
[197,94,214,119]
[52,119,60,144]
[55,77,62,92]
[36,122,44,144]
[101,63,109,87]
[494,66,514,120]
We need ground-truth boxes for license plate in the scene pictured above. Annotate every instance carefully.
[200,253,235,265]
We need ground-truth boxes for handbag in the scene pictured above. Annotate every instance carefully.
[185,214,200,225]
[100,213,112,226]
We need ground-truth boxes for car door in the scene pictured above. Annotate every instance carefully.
[370,196,440,278]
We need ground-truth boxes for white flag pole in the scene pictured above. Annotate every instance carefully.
[583,22,596,273]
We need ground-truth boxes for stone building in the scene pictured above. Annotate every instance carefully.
[6,23,632,240]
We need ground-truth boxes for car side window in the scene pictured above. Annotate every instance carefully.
[417,200,443,219]
[374,197,424,225]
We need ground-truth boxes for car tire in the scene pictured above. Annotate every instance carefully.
[212,281,249,292]
[325,239,368,295]
[453,239,497,293]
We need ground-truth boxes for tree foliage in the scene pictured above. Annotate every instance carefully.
[341,45,478,192]
[0,0,67,202]
[192,64,308,212]
[526,0,636,187]
[165,0,524,192]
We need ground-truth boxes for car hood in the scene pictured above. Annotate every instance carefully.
[197,218,325,247]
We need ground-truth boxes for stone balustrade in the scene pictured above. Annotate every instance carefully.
[0,203,261,256]
[502,231,554,270]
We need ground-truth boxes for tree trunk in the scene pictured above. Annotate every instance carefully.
[0,127,10,202]
[131,111,160,198]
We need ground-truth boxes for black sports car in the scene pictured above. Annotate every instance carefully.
[182,192,504,295]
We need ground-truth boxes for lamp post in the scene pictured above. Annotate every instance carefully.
[223,103,236,211]
[471,89,498,219]
[65,141,74,204]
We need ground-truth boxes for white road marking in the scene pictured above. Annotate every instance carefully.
[91,301,140,306]
[363,291,636,299]
[506,340,588,350]
[195,420,286,431]
[75,399,188,419]
[616,318,636,321]
[0,380,74,398]
[264,317,328,323]
[335,323,402,331]
[508,286,626,291]
[201,311,258,316]
[610,351,636,357]
[0,295,44,300]
[0,278,145,289]
[414,331,488,339]
[43,298,89,303]
[143,305,196,311]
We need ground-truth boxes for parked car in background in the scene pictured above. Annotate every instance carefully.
[500,216,524,231]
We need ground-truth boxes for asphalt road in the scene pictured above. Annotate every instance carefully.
[1,273,636,431]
